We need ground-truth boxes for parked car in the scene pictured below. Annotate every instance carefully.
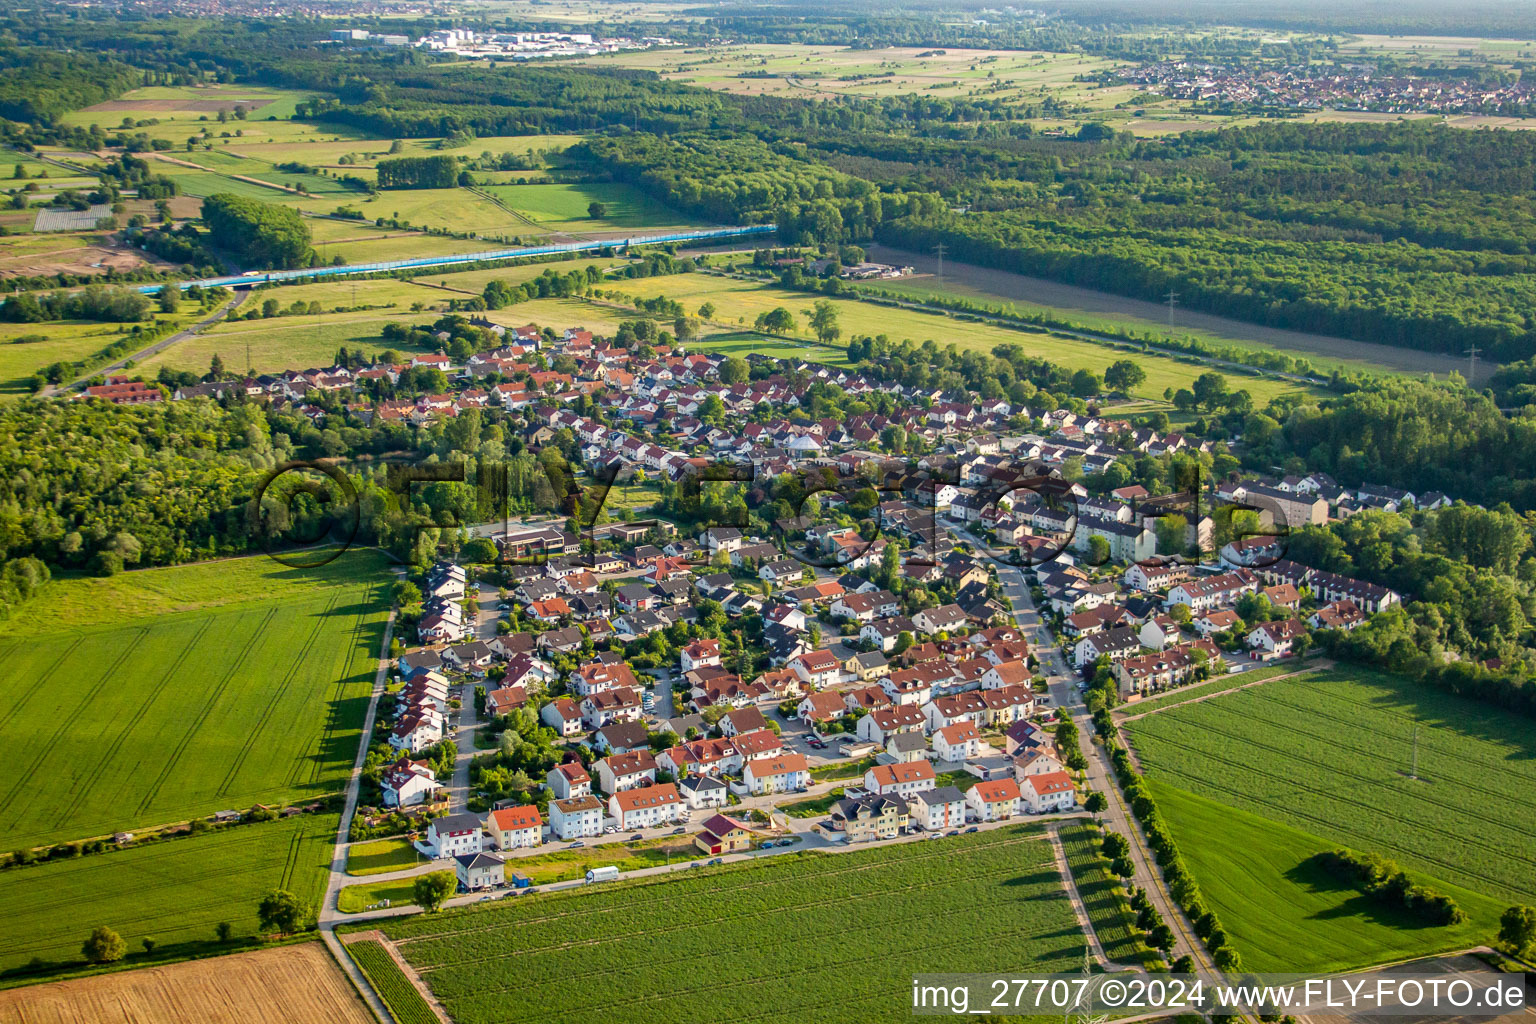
[965,826,979,833]
[629,833,644,842]
[946,830,960,837]
[670,826,686,835]
[708,858,723,866]
[566,841,583,849]
[807,738,825,749]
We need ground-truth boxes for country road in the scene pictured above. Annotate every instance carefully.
[53,293,243,395]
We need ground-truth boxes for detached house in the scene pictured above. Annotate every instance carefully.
[595,751,657,794]
[911,786,968,831]
[546,761,591,800]
[864,761,936,798]
[932,722,983,763]
[966,779,1021,821]
[486,805,543,850]
[1021,771,1076,814]
[549,795,604,840]
[743,752,811,795]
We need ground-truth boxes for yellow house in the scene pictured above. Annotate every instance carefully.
[695,814,755,855]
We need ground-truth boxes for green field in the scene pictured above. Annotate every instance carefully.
[1149,783,1503,973]
[0,550,390,849]
[1058,823,1158,968]
[0,811,337,981]
[609,273,1312,405]
[1125,666,1536,903]
[479,182,691,234]
[347,837,426,876]
[347,940,438,1024]
[373,826,1081,1024]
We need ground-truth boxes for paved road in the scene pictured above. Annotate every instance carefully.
[318,609,398,1023]
[54,293,243,395]
[957,523,1210,969]
[449,685,478,812]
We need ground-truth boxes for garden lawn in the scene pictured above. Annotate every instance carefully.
[0,550,390,849]
[347,837,426,876]
[1148,782,1504,973]
[1125,665,1536,903]
[0,812,338,982]
[372,825,1081,1024]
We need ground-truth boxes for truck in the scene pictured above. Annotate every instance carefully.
[585,865,620,884]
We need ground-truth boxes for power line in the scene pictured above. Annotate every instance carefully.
[1465,345,1481,384]
[1164,288,1179,331]
[932,242,946,282]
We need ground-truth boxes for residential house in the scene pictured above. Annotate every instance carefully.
[789,650,842,688]
[423,812,484,859]
[1248,618,1307,658]
[540,697,584,737]
[1020,771,1077,814]
[549,795,604,840]
[592,720,650,755]
[829,793,909,842]
[546,761,591,800]
[1309,600,1366,632]
[486,805,543,850]
[695,814,755,856]
[718,706,769,738]
[381,757,442,808]
[864,761,937,798]
[609,783,685,830]
[857,705,927,745]
[966,779,1021,821]
[910,786,968,831]
[595,751,657,793]
[932,722,983,763]
[743,753,811,795]
[914,604,968,636]
[455,851,505,890]
[679,773,729,811]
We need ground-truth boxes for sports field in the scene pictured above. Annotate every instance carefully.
[0,550,390,849]
[374,826,1082,1024]
[0,811,339,979]
[1148,783,1504,973]
[1125,666,1536,903]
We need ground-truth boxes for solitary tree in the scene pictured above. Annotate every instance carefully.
[415,870,457,913]
[81,926,126,964]
[1500,905,1536,956]
[256,889,309,936]
[1104,359,1147,394]
[808,300,841,344]
[587,201,607,219]
[215,921,233,942]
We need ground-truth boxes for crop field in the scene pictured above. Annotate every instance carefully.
[607,273,1312,404]
[1058,823,1157,968]
[373,826,1082,1024]
[0,321,135,397]
[0,942,375,1023]
[59,85,326,139]
[1124,666,1536,903]
[0,550,389,848]
[0,812,339,980]
[1148,782,1504,973]
[346,940,438,1024]
[137,312,427,377]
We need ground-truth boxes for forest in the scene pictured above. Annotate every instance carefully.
[201,194,314,270]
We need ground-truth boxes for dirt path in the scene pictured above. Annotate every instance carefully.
[149,154,304,195]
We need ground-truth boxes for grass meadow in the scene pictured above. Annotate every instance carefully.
[1149,782,1504,973]
[1125,666,1536,903]
[371,826,1082,1024]
[0,812,338,982]
[0,550,390,849]
[607,273,1312,405]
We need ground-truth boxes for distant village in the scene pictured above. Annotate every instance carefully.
[1127,60,1536,115]
[324,27,672,60]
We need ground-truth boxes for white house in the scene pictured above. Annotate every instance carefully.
[546,761,592,800]
[679,638,723,674]
[742,753,811,795]
[380,758,442,808]
[864,760,936,798]
[609,783,685,829]
[856,705,926,745]
[422,812,484,859]
[932,722,983,763]
[679,773,729,810]
[389,712,444,754]
[595,751,657,793]
[1021,771,1077,814]
[789,650,842,687]
[454,851,505,890]
[549,795,604,840]
[540,698,584,737]
[911,786,968,831]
